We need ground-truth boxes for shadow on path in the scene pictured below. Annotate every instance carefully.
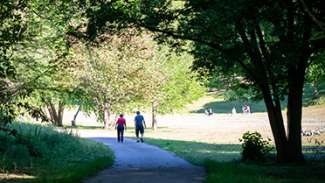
[83,137,205,183]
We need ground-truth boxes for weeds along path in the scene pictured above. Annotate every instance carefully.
[83,137,205,183]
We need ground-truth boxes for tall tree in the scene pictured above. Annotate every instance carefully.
[72,30,157,128]
[140,0,325,162]
[12,0,83,126]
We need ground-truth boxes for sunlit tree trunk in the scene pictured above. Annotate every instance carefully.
[46,100,64,127]
[103,101,110,129]
[151,100,157,131]
[71,105,81,127]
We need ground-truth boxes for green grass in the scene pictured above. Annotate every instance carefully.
[193,81,325,114]
[145,138,241,164]
[193,99,271,113]
[204,160,325,183]
[0,122,114,183]
[145,138,325,183]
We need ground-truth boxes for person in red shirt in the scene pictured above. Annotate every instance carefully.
[115,114,126,143]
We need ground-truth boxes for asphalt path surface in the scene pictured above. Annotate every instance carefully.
[83,137,205,183]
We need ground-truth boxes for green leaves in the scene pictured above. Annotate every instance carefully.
[240,131,273,162]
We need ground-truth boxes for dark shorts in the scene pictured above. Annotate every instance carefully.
[135,126,144,137]
[117,125,124,130]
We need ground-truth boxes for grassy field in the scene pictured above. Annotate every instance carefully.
[0,123,114,183]
[188,82,325,114]
[145,138,325,183]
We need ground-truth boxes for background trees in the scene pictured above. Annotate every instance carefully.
[72,31,156,128]
[1,0,205,129]
[71,31,205,128]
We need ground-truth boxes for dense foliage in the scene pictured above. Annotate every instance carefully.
[0,1,205,128]
[240,131,272,162]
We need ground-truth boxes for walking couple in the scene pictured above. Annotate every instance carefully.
[115,111,146,143]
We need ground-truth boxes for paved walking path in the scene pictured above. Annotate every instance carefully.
[83,137,205,183]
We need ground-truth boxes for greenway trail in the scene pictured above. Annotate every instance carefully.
[84,137,205,183]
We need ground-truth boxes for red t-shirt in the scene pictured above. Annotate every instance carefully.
[116,117,126,126]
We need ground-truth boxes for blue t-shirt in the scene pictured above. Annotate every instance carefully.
[135,115,144,127]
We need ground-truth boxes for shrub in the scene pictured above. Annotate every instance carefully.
[239,131,272,161]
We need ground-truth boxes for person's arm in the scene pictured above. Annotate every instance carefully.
[143,118,146,128]
[124,120,127,130]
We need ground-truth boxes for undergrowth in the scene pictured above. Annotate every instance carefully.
[0,122,114,183]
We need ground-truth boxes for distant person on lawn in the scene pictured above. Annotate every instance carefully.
[115,114,126,143]
[242,103,251,114]
[134,111,146,143]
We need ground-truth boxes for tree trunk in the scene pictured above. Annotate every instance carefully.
[152,101,157,131]
[286,61,307,162]
[57,102,64,127]
[46,100,64,127]
[103,102,110,129]
[71,105,81,127]
[47,105,56,124]
[260,85,290,162]
[47,101,59,126]
[287,86,304,162]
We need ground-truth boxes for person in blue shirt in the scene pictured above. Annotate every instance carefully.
[134,111,146,143]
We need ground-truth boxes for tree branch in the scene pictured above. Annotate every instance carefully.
[299,0,325,31]
[136,22,225,52]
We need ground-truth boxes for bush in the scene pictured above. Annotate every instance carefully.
[239,131,272,162]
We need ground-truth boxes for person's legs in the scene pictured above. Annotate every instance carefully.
[117,129,121,142]
[120,129,124,142]
[140,127,144,142]
[135,127,140,142]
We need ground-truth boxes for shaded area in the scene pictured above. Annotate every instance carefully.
[145,138,242,164]
[146,138,325,163]
[192,82,325,114]
[303,82,325,106]
[84,137,205,183]
[0,123,114,183]
[84,167,204,183]
[204,160,325,183]
[192,100,270,114]
[145,138,325,183]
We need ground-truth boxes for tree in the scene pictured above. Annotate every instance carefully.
[306,52,325,99]
[0,0,29,126]
[83,0,325,162]
[11,0,84,127]
[140,46,205,130]
[71,30,158,128]
[141,0,325,162]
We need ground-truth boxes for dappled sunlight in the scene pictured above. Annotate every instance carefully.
[144,138,242,163]
[0,173,36,181]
